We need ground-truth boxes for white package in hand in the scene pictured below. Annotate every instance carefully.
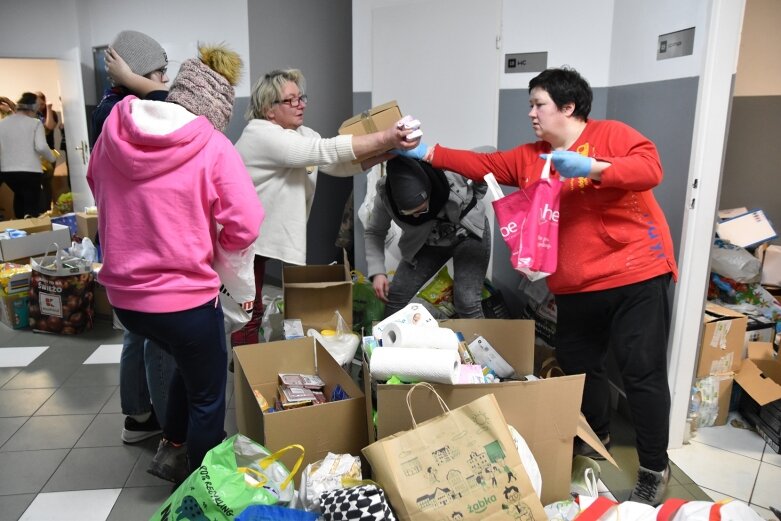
[468,335,515,378]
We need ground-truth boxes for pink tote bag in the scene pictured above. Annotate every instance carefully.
[485,155,562,281]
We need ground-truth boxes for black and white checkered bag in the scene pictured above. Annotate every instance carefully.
[319,484,396,521]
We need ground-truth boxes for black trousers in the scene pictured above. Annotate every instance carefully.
[555,273,673,471]
[3,171,42,218]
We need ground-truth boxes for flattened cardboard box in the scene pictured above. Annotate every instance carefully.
[283,262,352,332]
[696,302,748,378]
[233,338,367,483]
[363,318,615,505]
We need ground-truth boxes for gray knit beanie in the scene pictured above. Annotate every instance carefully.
[111,30,168,77]
[166,44,242,132]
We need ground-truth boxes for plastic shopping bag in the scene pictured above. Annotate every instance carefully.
[151,435,305,521]
[485,154,562,281]
[213,240,256,333]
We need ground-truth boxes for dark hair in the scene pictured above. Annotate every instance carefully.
[503,485,520,499]
[17,92,39,107]
[529,67,592,121]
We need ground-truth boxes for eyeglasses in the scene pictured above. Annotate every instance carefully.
[275,94,308,108]
[400,200,429,216]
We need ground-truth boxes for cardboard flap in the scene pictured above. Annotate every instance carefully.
[576,414,619,468]
[284,281,350,289]
[703,302,745,322]
[339,100,399,129]
[735,358,781,406]
[0,216,52,234]
[747,342,777,361]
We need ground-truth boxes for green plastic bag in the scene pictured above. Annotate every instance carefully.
[151,434,304,521]
[352,270,385,335]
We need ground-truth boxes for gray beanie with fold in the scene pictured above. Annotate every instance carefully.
[111,30,168,77]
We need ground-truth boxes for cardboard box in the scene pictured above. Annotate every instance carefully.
[338,101,402,160]
[0,292,29,329]
[745,314,776,354]
[0,217,72,262]
[93,282,112,319]
[76,212,98,241]
[735,342,781,448]
[696,302,748,378]
[716,209,777,248]
[233,338,368,482]
[363,318,614,505]
[283,262,352,332]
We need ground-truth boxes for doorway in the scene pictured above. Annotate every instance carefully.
[0,58,71,219]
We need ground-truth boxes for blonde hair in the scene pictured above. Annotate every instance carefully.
[246,68,305,121]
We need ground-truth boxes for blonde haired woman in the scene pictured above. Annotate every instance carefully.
[233,68,420,345]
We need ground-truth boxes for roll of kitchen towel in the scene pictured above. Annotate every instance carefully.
[381,322,459,351]
[370,347,460,384]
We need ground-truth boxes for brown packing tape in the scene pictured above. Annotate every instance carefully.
[360,112,379,134]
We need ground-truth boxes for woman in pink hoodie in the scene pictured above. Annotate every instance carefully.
[87,45,263,483]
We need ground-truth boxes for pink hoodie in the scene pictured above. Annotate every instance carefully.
[87,96,264,313]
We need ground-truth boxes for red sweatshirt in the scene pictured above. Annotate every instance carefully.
[432,119,678,294]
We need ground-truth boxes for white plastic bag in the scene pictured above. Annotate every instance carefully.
[213,239,255,334]
[306,310,360,367]
[69,238,98,264]
[297,452,362,512]
[710,239,761,283]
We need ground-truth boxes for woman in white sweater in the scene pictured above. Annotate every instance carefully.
[233,68,419,345]
[0,92,56,218]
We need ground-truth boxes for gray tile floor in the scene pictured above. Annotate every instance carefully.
[0,319,239,520]
[3,314,771,519]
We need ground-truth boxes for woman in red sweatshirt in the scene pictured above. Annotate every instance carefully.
[402,67,678,506]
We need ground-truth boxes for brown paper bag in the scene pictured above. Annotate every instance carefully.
[362,383,546,520]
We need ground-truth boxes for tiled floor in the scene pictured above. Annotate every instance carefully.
[1,318,780,520]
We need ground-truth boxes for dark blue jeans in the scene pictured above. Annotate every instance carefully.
[384,222,491,319]
[115,297,227,470]
[554,274,673,472]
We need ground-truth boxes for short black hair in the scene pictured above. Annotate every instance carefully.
[529,67,592,121]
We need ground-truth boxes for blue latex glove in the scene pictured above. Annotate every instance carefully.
[394,142,429,160]
[540,150,594,178]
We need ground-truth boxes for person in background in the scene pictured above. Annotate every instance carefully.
[232,68,420,346]
[0,96,15,119]
[88,43,262,484]
[402,67,678,506]
[365,155,490,319]
[0,92,57,218]
[90,29,176,447]
[34,91,61,213]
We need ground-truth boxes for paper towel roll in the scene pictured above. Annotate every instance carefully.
[370,347,460,384]
[382,323,459,351]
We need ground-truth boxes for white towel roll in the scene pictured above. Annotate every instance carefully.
[381,323,459,351]
[370,347,460,384]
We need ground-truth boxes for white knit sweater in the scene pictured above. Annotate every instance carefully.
[0,113,56,172]
[234,119,362,265]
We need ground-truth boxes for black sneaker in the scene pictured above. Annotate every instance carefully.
[147,439,190,484]
[629,464,670,506]
[573,433,611,460]
[121,411,162,444]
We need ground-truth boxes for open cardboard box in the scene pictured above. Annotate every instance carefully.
[283,261,352,332]
[0,216,72,262]
[363,318,615,505]
[735,342,781,451]
[233,337,368,482]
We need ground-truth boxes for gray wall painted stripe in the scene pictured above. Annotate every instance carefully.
[352,92,373,276]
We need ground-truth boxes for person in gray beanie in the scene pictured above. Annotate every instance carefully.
[91,30,169,142]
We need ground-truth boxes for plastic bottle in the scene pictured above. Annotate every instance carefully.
[688,386,701,433]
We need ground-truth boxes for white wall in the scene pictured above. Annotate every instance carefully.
[0,0,251,105]
[499,0,614,89]
[0,59,62,113]
[609,0,708,85]
[735,0,781,96]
